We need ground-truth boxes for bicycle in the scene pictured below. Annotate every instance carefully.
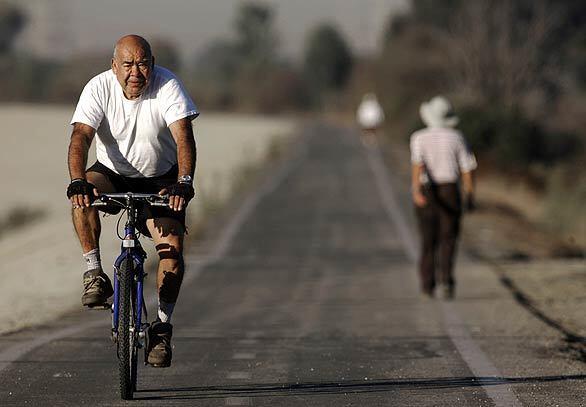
[92,192,169,400]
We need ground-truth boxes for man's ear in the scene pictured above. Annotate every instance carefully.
[111,58,117,73]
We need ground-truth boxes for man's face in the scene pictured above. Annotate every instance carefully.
[112,45,154,100]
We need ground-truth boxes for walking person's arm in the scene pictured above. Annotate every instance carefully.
[410,133,427,208]
[412,164,427,208]
[461,170,476,211]
[458,143,477,212]
[455,131,478,212]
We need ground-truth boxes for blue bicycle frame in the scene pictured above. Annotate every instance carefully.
[93,193,168,347]
[93,192,169,399]
[112,222,147,345]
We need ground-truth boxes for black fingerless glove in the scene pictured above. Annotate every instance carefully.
[66,178,97,200]
[166,182,195,203]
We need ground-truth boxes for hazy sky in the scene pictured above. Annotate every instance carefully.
[16,0,410,62]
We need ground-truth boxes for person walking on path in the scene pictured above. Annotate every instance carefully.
[410,96,477,299]
[356,93,385,147]
[66,35,198,367]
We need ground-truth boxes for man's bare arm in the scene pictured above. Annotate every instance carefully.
[461,170,475,196]
[168,117,196,179]
[67,123,96,208]
[461,170,476,211]
[68,123,96,180]
[164,118,196,211]
[411,164,427,207]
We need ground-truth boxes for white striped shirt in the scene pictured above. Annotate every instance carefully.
[410,127,477,184]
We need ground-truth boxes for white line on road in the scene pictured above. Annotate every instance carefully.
[227,372,252,380]
[442,302,522,406]
[365,142,522,407]
[226,396,252,406]
[238,338,259,346]
[244,331,264,340]
[0,319,104,373]
[0,137,307,375]
[233,352,256,360]
[365,144,419,262]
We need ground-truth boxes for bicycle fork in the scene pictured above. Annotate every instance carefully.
[111,234,148,347]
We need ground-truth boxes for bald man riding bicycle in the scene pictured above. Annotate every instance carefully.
[66,35,198,367]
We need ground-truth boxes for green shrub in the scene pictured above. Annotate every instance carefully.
[458,107,582,170]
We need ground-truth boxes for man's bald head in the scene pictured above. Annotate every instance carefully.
[111,35,155,100]
[113,35,152,60]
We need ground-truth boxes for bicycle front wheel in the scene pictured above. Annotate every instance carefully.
[117,256,136,400]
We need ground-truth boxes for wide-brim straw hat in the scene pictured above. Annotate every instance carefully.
[419,96,459,128]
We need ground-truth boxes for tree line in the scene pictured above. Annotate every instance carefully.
[375,0,585,173]
[1,0,584,240]
[0,2,353,112]
[371,0,585,242]
[2,0,585,174]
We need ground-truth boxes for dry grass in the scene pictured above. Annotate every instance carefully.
[463,172,584,260]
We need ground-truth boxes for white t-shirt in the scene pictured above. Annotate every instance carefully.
[71,65,198,178]
[410,127,477,184]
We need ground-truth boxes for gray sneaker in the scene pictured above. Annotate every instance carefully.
[147,321,173,367]
[82,269,114,307]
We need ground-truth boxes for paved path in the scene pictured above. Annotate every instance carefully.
[0,123,584,406]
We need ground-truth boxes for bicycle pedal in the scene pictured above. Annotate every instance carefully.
[87,303,111,310]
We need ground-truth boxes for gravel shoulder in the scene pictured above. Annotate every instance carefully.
[461,190,585,350]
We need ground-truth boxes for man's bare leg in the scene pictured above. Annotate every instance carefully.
[145,217,185,367]
[72,206,101,253]
[72,171,115,306]
[147,217,185,319]
[71,171,115,251]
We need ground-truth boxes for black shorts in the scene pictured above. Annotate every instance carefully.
[87,161,186,237]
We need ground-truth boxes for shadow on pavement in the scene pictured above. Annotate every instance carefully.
[134,374,586,400]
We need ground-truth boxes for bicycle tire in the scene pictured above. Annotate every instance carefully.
[118,256,134,400]
[130,283,138,393]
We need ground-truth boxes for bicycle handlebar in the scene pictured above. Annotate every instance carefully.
[92,193,170,208]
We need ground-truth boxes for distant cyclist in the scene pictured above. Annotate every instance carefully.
[66,35,198,367]
[356,93,385,147]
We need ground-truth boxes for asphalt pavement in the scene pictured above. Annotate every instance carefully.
[0,123,584,406]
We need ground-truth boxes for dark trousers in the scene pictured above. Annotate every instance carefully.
[415,183,462,294]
